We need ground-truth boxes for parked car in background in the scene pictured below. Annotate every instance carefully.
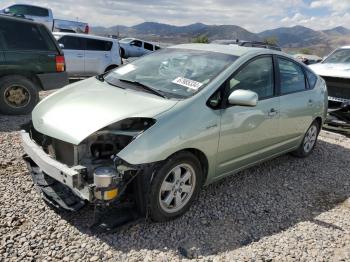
[54,33,122,77]
[119,38,161,58]
[309,46,350,131]
[294,54,322,65]
[22,44,327,222]
[0,4,89,34]
[211,39,282,51]
[0,15,68,115]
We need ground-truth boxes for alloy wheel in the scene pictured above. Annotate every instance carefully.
[4,85,31,108]
[159,164,196,213]
[303,125,318,153]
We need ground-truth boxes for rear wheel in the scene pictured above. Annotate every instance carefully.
[0,75,39,115]
[120,48,126,59]
[292,120,320,157]
[149,152,203,222]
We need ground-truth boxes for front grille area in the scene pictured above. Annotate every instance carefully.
[321,76,350,100]
[51,138,76,167]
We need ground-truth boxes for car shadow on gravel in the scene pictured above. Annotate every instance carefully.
[51,137,350,257]
[0,115,31,132]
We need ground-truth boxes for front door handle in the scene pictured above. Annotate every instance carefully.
[267,108,278,117]
[308,99,314,106]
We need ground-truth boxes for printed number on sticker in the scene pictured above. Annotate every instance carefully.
[172,77,203,90]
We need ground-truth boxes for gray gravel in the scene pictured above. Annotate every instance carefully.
[1,109,350,261]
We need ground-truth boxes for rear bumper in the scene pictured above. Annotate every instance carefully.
[37,72,69,90]
[21,131,92,201]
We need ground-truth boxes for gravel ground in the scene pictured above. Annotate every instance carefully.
[1,106,350,261]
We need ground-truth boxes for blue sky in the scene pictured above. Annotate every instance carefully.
[1,0,350,32]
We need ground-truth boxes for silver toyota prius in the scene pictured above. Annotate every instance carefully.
[22,44,327,222]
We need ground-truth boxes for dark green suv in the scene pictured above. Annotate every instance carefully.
[0,15,68,115]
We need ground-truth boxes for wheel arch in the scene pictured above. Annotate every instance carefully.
[0,72,43,90]
[104,64,119,73]
[165,148,209,185]
[314,116,323,134]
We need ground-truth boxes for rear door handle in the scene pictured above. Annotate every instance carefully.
[308,99,314,106]
[76,54,84,58]
[267,108,278,117]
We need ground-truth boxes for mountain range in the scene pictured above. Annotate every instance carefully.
[91,22,350,56]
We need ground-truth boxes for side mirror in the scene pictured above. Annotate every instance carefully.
[59,43,65,49]
[228,89,258,107]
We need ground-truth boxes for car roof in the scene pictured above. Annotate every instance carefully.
[0,13,41,25]
[169,43,277,57]
[53,32,116,42]
[5,3,50,9]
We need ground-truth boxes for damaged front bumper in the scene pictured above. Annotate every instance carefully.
[22,131,92,210]
[325,96,350,133]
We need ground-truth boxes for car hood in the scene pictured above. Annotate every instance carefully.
[32,77,178,145]
[309,63,350,79]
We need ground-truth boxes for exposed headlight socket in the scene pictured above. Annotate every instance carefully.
[93,166,121,201]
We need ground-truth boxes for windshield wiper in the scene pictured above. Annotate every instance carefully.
[118,79,167,98]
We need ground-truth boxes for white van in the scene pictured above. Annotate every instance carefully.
[54,33,122,77]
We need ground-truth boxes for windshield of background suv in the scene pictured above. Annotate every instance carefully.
[105,48,237,98]
[323,49,350,64]
[119,38,133,43]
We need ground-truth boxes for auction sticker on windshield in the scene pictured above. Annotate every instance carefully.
[115,64,136,75]
[172,77,203,90]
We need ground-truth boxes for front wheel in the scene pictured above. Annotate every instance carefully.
[149,152,203,222]
[292,120,320,157]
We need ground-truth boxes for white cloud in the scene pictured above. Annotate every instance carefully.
[311,0,350,12]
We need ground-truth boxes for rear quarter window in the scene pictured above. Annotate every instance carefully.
[0,20,50,51]
[305,70,317,89]
[144,42,153,51]
[86,39,112,51]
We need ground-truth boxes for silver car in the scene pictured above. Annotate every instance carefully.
[22,44,327,222]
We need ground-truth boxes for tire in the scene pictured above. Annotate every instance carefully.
[120,48,126,59]
[149,151,204,222]
[292,120,320,158]
[0,75,39,115]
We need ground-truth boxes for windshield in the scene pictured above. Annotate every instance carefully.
[105,48,237,99]
[323,49,350,64]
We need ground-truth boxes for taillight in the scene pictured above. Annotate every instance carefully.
[56,55,65,72]
[85,25,89,34]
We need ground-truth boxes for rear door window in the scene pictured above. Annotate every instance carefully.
[278,58,306,94]
[0,20,49,51]
[58,36,84,50]
[130,40,142,47]
[144,42,153,51]
[86,39,112,51]
[8,5,49,17]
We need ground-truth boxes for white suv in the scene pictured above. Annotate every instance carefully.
[119,38,161,58]
[54,33,122,77]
